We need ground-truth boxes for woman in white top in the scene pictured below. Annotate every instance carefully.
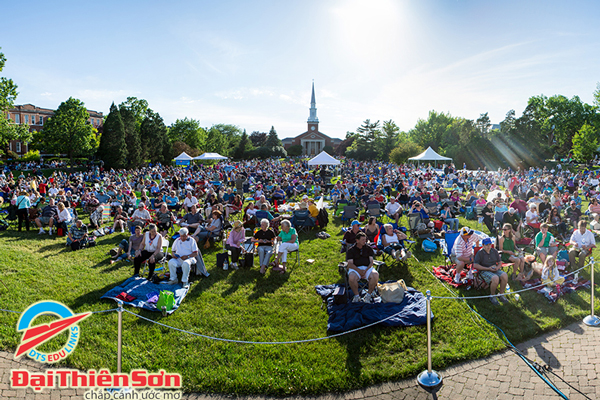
[55,202,72,232]
[381,223,410,261]
[133,223,164,279]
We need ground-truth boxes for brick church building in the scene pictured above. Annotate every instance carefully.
[281,83,341,156]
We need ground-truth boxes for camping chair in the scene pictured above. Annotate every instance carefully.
[367,203,381,221]
[341,206,357,226]
[274,237,300,268]
[407,212,433,240]
[291,209,315,233]
[493,211,505,232]
[475,204,486,231]
[425,202,440,217]
[441,231,461,268]
[338,259,385,293]
[141,240,170,278]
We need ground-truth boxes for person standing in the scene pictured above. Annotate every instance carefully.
[16,190,31,232]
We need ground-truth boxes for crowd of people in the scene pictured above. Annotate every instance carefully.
[0,158,598,300]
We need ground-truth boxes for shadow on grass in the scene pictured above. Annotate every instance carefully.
[70,281,125,312]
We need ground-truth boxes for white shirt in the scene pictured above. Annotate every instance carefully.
[385,202,401,215]
[183,196,198,208]
[172,237,199,257]
[58,208,72,223]
[525,210,538,224]
[570,229,596,249]
[144,232,162,252]
[132,208,151,221]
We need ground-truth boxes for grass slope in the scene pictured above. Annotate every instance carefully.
[0,210,598,395]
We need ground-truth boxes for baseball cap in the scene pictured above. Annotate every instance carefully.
[508,207,515,213]
[482,237,492,245]
[460,226,473,236]
[351,220,360,226]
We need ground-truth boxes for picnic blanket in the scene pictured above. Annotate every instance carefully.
[315,284,431,332]
[101,276,190,314]
[432,264,464,288]
[522,276,590,303]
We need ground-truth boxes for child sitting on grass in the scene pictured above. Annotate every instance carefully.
[541,255,564,287]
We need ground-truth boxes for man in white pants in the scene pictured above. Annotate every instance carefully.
[167,228,198,286]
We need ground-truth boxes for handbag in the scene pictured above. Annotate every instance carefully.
[216,252,229,269]
[242,252,253,269]
[377,279,407,303]
[156,290,175,312]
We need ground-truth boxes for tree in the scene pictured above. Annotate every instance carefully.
[346,119,381,160]
[205,126,227,153]
[140,111,169,163]
[120,106,143,168]
[287,144,303,157]
[169,117,205,149]
[233,129,251,160]
[249,131,267,147]
[97,103,127,169]
[265,126,281,148]
[409,111,454,151]
[594,82,600,108]
[212,123,242,155]
[172,141,200,158]
[572,124,598,163]
[475,112,491,136]
[119,97,149,130]
[378,119,400,160]
[34,97,95,164]
[389,142,423,165]
[0,49,31,155]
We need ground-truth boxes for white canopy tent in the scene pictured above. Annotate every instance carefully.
[174,152,193,161]
[307,151,341,166]
[408,146,452,167]
[193,152,228,160]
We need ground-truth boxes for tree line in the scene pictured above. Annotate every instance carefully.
[342,87,600,169]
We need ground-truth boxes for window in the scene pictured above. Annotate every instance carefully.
[15,114,20,124]
[16,142,21,153]
[40,116,44,125]
[25,115,29,124]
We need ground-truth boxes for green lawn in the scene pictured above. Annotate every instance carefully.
[0,208,598,395]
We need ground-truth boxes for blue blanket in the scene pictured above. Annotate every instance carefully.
[315,284,431,332]
[101,277,189,314]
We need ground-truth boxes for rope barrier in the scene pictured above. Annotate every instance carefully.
[122,307,406,344]
[0,308,20,314]
[0,308,119,315]
[431,262,590,300]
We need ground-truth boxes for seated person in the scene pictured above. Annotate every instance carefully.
[364,195,380,212]
[439,202,459,231]
[192,210,223,246]
[55,202,73,233]
[95,190,110,204]
[224,220,246,270]
[569,220,595,269]
[307,199,319,221]
[565,200,582,227]
[111,225,144,264]
[129,203,151,229]
[385,197,402,225]
[451,227,482,284]
[112,205,129,233]
[89,205,105,230]
[525,203,540,229]
[272,186,286,204]
[410,201,430,222]
[541,255,564,287]
[498,223,524,280]
[182,192,199,214]
[535,223,558,264]
[68,219,89,251]
[133,223,164,280]
[342,220,363,252]
[380,223,410,261]
[253,218,276,274]
[155,203,175,237]
[225,194,243,219]
[167,227,199,286]
[35,198,59,235]
[164,191,180,212]
[178,204,203,230]
[364,216,380,244]
[473,237,509,305]
[510,197,528,218]
[244,202,258,227]
[272,219,298,274]
[346,232,379,304]
[502,207,522,240]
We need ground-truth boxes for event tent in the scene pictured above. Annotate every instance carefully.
[194,152,228,160]
[408,147,452,162]
[174,152,193,161]
[307,151,341,166]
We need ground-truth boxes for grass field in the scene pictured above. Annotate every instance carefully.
[0,205,598,395]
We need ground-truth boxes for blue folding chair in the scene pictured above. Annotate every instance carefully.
[441,230,461,268]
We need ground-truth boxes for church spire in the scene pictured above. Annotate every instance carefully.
[308,81,318,123]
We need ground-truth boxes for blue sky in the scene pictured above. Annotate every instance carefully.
[2,0,599,139]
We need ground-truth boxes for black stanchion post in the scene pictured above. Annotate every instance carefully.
[417,290,442,390]
[583,257,600,327]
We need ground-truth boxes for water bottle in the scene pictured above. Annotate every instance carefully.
[514,293,520,301]
[573,272,579,284]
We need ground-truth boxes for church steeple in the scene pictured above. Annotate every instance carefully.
[308,81,318,123]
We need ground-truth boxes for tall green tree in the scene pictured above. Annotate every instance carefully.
[140,111,169,163]
[120,106,143,168]
[265,126,281,148]
[379,119,400,161]
[119,97,149,130]
[233,129,251,160]
[572,124,598,163]
[205,126,227,153]
[346,119,381,160]
[0,49,31,154]
[34,97,95,164]
[97,103,127,169]
[594,82,600,108]
[169,117,205,149]
[212,123,241,155]
[249,131,267,147]
[409,111,454,151]
[475,112,491,136]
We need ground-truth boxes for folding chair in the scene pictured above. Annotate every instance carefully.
[341,206,357,226]
[367,203,381,221]
[407,212,433,240]
[291,209,315,233]
[425,202,440,217]
[142,240,170,277]
[441,231,460,268]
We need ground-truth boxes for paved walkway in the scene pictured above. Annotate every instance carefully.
[1,321,598,399]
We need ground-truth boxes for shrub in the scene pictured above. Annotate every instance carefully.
[287,145,303,157]
[389,142,423,164]
[21,150,41,162]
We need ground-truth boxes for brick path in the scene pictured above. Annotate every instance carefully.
[2,321,598,399]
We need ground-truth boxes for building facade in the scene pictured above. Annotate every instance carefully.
[281,83,341,156]
[5,103,103,156]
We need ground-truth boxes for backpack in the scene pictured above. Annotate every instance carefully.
[422,238,438,253]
